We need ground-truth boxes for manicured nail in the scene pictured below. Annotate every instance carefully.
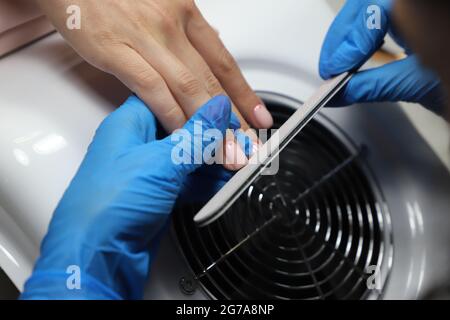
[253,104,273,129]
[225,140,248,168]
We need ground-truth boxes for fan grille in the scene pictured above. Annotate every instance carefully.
[173,95,392,300]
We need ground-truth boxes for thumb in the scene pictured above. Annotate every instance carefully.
[162,95,232,175]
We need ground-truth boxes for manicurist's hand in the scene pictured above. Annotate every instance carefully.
[21,95,234,300]
[37,0,272,136]
[320,0,446,114]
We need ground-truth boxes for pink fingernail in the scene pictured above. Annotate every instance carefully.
[225,141,248,168]
[253,104,274,129]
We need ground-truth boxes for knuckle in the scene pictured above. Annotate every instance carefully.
[180,0,196,16]
[177,70,202,95]
[204,72,223,94]
[162,104,183,122]
[158,14,178,34]
[159,105,185,132]
[92,30,118,47]
[235,83,255,99]
[134,69,165,91]
[149,5,179,34]
[217,47,238,75]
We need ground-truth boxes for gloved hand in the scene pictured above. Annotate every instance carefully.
[21,95,233,300]
[319,0,447,114]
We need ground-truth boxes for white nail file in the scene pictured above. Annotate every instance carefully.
[194,72,353,227]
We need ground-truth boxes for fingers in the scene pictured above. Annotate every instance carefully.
[165,35,256,170]
[329,56,445,110]
[319,0,391,79]
[119,37,252,171]
[167,34,252,130]
[222,130,248,171]
[89,95,157,155]
[107,46,187,133]
[186,6,273,129]
[132,35,212,118]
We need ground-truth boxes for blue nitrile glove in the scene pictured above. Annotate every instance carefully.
[319,0,447,114]
[21,95,233,300]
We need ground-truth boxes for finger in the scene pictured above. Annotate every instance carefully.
[132,35,211,118]
[221,130,248,171]
[319,0,391,79]
[164,34,253,170]
[89,95,157,154]
[329,56,445,110]
[167,35,252,130]
[162,95,232,175]
[107,46,187,133]
[186,7,273,129]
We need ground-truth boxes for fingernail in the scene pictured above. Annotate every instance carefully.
[253,104,273,129]
[225,140,248,168]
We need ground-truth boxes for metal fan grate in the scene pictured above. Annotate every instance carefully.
[173,94,393,300]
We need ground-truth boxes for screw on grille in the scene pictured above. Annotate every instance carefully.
[179,276,198,295]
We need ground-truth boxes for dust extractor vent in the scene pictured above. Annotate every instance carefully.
[173,93,393,300]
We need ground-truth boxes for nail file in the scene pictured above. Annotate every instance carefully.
[194,72,353,227]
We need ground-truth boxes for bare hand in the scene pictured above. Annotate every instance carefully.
[38,0,273,169]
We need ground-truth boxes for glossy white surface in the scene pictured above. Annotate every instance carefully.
[0,34,130,289]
